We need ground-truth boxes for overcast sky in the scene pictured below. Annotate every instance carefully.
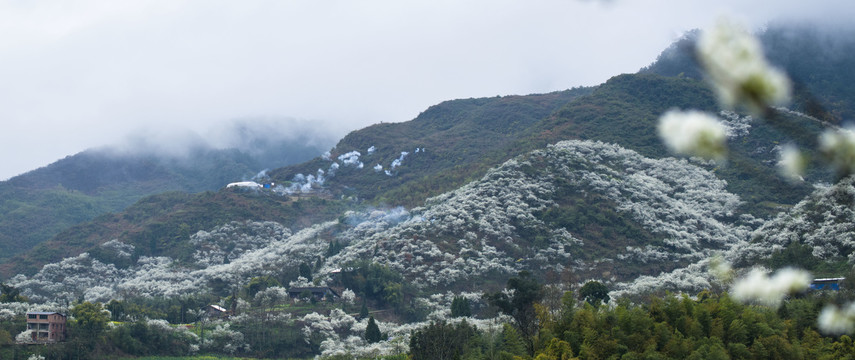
[0,0,852,180]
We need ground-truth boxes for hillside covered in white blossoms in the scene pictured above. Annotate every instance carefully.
[9,139,756,304]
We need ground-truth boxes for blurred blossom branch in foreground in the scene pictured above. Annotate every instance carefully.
[657,109,727,160]
[777,144,807,181]
[731,267,811,308]
[819,127,855,179]
[818,303,855,335]
[708,254,734,284]
[697,17,791,115]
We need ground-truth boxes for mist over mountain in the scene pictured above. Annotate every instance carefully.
[642,21,855,125]
[0,118,338,262]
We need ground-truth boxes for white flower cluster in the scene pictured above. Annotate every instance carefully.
[0,302,63,319]
[99,239,135,258]
[191,221,292,267]
[13,220,336,301]
[697,17,791,113]
[819,127,855,177]
[718,110,753,138]
[299,301,507,358]
[731,267,811,307]
[658,109,727,160]
[202,323,249,354]
[732,176,855,264]
[252,286,290,307]
[778,144,807,181]
[319,140,748,291]
[276,169,327,194]
[11,252,125,303]
[612,261,713,299]
[14,140,749,306]
[818,303,855,335]
[338,151,364,168]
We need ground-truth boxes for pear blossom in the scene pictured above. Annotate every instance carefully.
[697,18,791,113]
[708,255,733,283]
[818,303,855,335]
[819,128,855,177]
[731,267,811,307]
[778,144,807,181]
[658,109,727,160]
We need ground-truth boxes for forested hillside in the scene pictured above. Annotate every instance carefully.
[268,87,594,207]
[0,123,336,263]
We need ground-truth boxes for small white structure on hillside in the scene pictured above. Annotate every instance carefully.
[226,181,262,189]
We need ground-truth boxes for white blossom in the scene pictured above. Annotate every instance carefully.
[341,289,356,305]
[778,144,807,181]
[731,267,811,307]
[658,109,727,160]
[338,151,363,167]
[16,330,34,343]
[697,17,791,113]
[819,127,855,177]
[818,303,855,335]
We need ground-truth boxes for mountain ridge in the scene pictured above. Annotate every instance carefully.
[0,123,337,264]
[3,22,852,294]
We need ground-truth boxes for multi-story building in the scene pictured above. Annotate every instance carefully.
[25,312,67,343]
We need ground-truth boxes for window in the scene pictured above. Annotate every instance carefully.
[28,314,36,319]
[39,314,47,319]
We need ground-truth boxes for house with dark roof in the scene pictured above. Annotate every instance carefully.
[288,286,339,301]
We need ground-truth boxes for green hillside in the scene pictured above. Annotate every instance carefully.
[269,87,594,207]
[0,134,332,263]
[0,189,347,278]
[273,73,825,218]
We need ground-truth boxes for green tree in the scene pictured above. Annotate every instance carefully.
[409,320,478,360]
[451,296,472,318]
[535,338,574,360]
[71,301,110,336]
[246,276,280,298]
[0,283,25,303]
[578,280,610,306]
[485,271,544,355]
[365,316,383,343]
[360,300,370,319]
[299,262,313,282]
[0,329,11,345]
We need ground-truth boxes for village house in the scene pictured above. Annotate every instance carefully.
[25,311,67,343]
[288,286,340,301]
[206,304,231,319]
